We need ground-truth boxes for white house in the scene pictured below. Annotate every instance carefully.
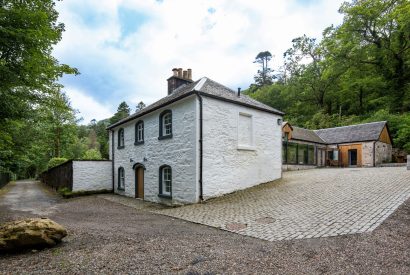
[107,68,284,205]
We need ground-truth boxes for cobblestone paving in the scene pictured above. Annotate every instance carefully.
[155,167,410,241]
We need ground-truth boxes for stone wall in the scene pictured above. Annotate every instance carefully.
[202,96,282,199]
[375,141,392,165]
[362,142,374,167]
[72,161,112,192]
[111,95,198,205]
[407,155,410,170]
[282,165,316,171]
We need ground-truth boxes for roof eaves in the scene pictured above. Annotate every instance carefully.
[106,91,196,130]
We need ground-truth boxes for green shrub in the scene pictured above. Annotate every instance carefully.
[82,149,102,160]
[47,158,68,169]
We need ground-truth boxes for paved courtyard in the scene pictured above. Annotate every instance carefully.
[154,167,410,241]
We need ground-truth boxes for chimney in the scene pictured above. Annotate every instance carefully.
[172,68,178,76]
[237,87,241,97]
[167,68,194,95]
[187,69,192,80]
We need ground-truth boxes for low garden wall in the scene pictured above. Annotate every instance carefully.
[41,160,112,192]
[282,164,317,171]
[72,161,112,192]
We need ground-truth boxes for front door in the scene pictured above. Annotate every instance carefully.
[135,167,144,199]
[348,149,358,166]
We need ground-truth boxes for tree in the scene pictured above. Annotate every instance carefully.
[0,0,78,175]
[283,35,344,112]
[136,101,146,112]
[253,51,275,87]
[335,0,410,112]
[110,101,130,124]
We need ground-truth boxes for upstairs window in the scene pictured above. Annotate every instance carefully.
[135,121,144,145]
[159,110,172,139]
[118,167,125,190]
[118,128,125,149]
[158,165,172,198]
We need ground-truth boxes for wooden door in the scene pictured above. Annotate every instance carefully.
[135,167,144,199]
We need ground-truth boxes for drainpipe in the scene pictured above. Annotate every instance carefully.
[111,130,115,192]
[373,141,376,167]
[196,92,204,201]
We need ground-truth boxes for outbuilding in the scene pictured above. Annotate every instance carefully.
[282,121,392,170]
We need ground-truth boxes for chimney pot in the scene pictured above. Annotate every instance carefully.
[172,68,178,76]
[237,87,241,97]
[178,68,183,78]
[187,68,192,80]
[183,70,188,79]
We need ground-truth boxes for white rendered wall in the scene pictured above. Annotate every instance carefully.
[72,161,112,192]
[201,96,282,199]
[112,95,198,205]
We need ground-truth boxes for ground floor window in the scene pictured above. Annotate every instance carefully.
[118,167,125,190]
[159,165,172,197]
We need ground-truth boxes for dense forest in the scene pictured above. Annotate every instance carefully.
[0,0,408,179]
[247,0,410,152]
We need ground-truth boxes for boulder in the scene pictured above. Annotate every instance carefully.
[0,218,67,252]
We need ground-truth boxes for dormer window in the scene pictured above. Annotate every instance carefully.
[158,110,172,140]
[118,128,125,149]
[135,121,144,145]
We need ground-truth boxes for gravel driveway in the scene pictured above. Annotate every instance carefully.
[1,178,410,274]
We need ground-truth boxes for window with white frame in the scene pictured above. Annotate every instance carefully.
[118,128,125,148]
[159,110,172,139]
[238,112,253,149]
[135,121,144,144]
[159,165,172,197]
[118,167,125,190]
[163,113,172,136]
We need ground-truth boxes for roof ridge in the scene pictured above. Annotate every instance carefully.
[314,121,386,132]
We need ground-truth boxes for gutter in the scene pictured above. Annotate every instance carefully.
[196,92,204,201]
[373,141,376,167]
[111,130,115,192]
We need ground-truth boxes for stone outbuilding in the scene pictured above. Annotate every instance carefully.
[282,121,392,170]
[107,69,284,205]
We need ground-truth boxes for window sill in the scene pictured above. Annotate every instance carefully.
[158,194,172,199]
[117,146,125,149]
[158,134,173,140]
[134,141,144,146]
[237,145,256,151]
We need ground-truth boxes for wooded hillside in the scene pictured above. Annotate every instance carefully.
[247,0,410,151]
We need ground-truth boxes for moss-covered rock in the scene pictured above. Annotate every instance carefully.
[0,218,67,252]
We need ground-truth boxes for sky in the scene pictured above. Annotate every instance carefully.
[53,0,345,124]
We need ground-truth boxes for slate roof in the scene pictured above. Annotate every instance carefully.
[107,77,284,129]
[291,126,326,144]
[314,121,387,144]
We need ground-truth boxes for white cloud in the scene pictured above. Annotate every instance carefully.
[65,87,114,124]
[54,0,344,120]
